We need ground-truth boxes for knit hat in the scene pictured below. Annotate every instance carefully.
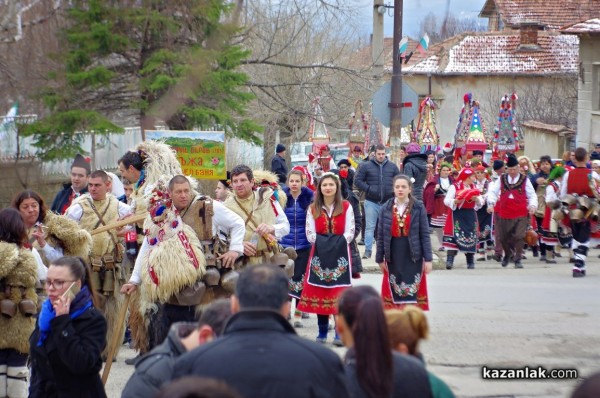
[337,159,351,168]
[442,142,453,153]
[71,154,91,174]
[493,159,504,171]
[405,142,421,154]
[506,154,518,168]
[353,145,362,153]
[276,144,286,153]
[457,167,474,181]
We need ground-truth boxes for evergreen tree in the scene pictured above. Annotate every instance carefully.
[23,0,260,161]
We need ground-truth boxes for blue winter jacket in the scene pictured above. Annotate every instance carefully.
[281,186,314,250]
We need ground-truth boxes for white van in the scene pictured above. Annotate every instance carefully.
[290,142,312,167]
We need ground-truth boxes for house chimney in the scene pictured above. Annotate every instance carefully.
[518,22,540,48]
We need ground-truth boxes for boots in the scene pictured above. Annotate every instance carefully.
[476,247,485,261]
[445,252,455,270]
[466,253,475,269]
[545,249,557,264]
[6,366,28,398]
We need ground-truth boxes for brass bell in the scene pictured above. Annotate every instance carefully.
[552,209,566,221]
[590,204,600,222]
[18,299,37,317]
[220,270,239,294]
[90,271,102,292]
[561,194,577,207]
[569,208,585,221]
[102,270,115,295]
[270,253,290,268]
[547,200,562,210]
[282,247,298,261]
[578,196,593,211]
[284,259,295,278]
[204,267,221,286]
[0,299,17,318]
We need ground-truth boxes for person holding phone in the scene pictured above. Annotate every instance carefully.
[29,256,107,398]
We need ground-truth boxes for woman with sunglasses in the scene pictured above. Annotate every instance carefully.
[29,256,107,398]
[0,208,39,397]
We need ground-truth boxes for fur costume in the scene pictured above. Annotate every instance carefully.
[139,184,206,312]
[72,194,125,358]
[0,243,38,354]
[28,211,92,265]
[253,169,287,209]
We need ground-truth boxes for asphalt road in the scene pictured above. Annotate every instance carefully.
[103,243,600,398]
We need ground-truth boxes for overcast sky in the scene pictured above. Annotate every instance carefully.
[358,0,488,37]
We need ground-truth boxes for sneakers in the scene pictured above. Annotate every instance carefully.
[539,255,547,262]
[572,268,586,278]
[362,251,372,259]
[332,335,344,347]
[315,336,327,344]
[514,261,524,269]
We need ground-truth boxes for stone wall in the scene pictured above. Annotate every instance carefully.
[0,160,66,209]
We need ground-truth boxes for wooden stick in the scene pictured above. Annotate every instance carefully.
[92,213,147,235]
[101,293,131,385]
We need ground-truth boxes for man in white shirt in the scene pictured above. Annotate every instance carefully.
[487,154,537,269]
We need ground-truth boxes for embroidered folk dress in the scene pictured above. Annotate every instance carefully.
[442,182,483,253]
[475,178,493,247]
[541,181,561,246]
[297,201,354,315]
[428,175,452,228]
[381,200,429,311]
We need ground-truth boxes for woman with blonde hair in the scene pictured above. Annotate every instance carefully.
[386,306,455,398]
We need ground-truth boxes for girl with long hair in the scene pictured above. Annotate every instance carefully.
[297,172,354,345]
[424,163,454,250]
[376,175,432,311]
[0,208,39,397]
[337,286,432,398]
[281,170,314,327]
[29,256,107,398]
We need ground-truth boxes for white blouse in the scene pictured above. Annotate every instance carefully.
[305,202,355,244]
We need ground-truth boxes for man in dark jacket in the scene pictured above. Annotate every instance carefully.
[173,265,349,398]
[402,142,428,201]
[50,154,90,214]
[121,299,232,398]
[271,143,288,185]
[354,144,400,258]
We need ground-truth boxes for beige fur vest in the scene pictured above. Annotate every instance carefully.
[0,242,38,353]
[77,196,120,258]
[225,190,276,253]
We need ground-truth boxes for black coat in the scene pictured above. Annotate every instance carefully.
[122,322,192,398]
[29,307,107,398]
[344,349,433,398]
[50,183,88,214]
[271,154,289,184]
[354,158,400,204]
[173,310,349,398]
[376,199,433,264]
[402,154,428,201]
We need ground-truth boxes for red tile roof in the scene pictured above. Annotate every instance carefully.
[403,31,578,76]
[480,0,600,30]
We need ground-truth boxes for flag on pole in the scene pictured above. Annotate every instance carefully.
[416,33,430,55]
[398,36,409,58]
[0,103,18,141]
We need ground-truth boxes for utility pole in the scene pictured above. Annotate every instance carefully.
[372,0,385,78]
[388,0,404,163]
